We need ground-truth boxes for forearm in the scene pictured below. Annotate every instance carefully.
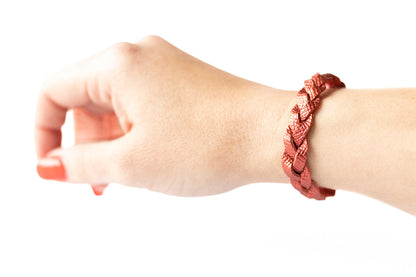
[241,83,416,215]
[307,87,416,214]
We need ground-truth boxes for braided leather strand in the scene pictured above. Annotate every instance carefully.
[282,73,346,200]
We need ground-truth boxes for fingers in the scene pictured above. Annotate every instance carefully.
[35,42,138,194]
[35,61,93,159]
[91,184,109,196]
[34,45,119,159]
[73,108,125,143]
[73,108,124,196]
[37,135,129,185]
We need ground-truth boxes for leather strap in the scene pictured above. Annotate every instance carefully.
[281,73,346,200]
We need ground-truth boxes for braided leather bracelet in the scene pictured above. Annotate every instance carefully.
[282,73,346,200]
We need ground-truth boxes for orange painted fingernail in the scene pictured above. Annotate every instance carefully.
[91,184,108,196]
[36,156,66,181]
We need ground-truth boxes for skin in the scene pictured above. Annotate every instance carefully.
[35,35,416,215]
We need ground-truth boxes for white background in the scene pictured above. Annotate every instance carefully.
[1,0,415,276]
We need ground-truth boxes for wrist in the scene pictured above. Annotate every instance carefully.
[234,83,297,186]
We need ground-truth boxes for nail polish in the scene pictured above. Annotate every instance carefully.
[91,184,108,196]
[37,156,66,181]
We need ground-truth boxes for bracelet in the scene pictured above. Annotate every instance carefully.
[281,73,346,200]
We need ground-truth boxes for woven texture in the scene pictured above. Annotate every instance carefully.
[282,73,346,200]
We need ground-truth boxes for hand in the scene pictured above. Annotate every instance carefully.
[35,36,292,196]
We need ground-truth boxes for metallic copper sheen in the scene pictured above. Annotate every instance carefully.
[282,73,346,200]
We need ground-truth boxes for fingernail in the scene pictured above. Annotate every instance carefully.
[37,156,66,181]
[91,184,108,196]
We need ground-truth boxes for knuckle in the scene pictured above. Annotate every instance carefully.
[39,79,49,94]
[39,77,55,98]
[136,35,166,48]
[105,41,142,81]
[107,42,141,66]
[110,41,138,57]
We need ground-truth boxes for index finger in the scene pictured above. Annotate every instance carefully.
[35,60,91,159]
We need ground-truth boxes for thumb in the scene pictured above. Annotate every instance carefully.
[36,138,127,185]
